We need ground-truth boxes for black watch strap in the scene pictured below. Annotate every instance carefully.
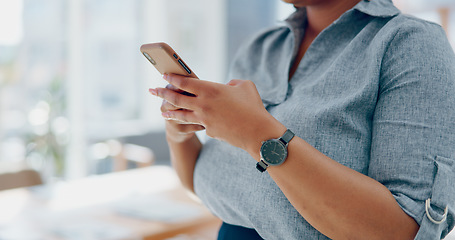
[280,129,295,145]
[256,160,268,172]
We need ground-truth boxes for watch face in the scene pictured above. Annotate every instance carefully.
[260,139,287,166]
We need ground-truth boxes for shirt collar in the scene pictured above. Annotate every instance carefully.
[353,0,400,18]
[285,0,400,27]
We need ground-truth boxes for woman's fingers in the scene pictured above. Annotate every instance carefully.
[165,83,195,96]
[161,84,195,112]
[149,87,196,110]
[162,109,200,125]
[165,83,180,91]
[160,100,179,112]
[150,74,223,125]
[163,73,212,95]
[174,123,205,133]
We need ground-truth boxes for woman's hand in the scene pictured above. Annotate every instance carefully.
[150,83,204,193]
[149,73,283,153]
[152,84,205,143]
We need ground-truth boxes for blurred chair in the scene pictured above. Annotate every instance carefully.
[121,131,170,166]
[0,168,43,191]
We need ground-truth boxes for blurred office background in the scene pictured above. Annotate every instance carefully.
[0,0,454,182]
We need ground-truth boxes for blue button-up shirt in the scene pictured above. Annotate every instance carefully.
[193,0,455,239]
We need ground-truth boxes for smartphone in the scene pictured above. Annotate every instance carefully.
[140,42,198,79]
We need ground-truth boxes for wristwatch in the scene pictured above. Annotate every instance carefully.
[256,129,295,172]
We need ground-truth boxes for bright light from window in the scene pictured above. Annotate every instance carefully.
[0,0,23,45]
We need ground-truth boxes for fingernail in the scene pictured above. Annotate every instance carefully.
[163,74,168,80]
[149,88,157,96]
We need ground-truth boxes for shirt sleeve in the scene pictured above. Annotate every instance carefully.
[369,19,455,239]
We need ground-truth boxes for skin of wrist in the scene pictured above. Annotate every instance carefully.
[244,116,287,160]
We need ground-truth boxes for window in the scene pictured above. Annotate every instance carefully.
[1,0,284,179]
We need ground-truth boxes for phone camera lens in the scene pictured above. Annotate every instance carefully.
[143,52,156,65]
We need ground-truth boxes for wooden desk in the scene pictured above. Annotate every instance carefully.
[0,166,221,240]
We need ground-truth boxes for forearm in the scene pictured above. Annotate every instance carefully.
[167,129,202,193]
[247,124,419,240]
